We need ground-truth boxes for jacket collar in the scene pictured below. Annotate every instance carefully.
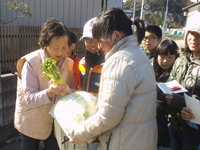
[189,54,200,65]
[105,35,138,60]
[145,49,156,60]
[70,51,76,60]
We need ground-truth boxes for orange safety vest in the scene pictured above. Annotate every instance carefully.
[78,60,103,97]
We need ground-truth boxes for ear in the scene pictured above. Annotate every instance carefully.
[113,31,123,42]
[70,43,76,50]
[158,38,162,43]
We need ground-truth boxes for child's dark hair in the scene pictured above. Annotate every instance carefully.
[145,25,162,39]
[70,31,77,44]
[38,18,71,49]
[153,39,179,81]
[92,7,145,45]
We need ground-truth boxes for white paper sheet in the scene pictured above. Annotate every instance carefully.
[158,80,188,94]
[184,93,200,125]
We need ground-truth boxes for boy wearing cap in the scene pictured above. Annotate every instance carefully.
[79,17,105,97]
[78,17,104,150]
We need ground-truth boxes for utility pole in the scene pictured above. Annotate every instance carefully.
[140,0,146,20]
[163,0,169,33]
[132,0,136,20]
[103,0,107,11]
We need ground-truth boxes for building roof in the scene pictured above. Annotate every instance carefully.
[182,1,200,11]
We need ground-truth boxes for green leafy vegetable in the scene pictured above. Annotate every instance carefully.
[41,58,72,93]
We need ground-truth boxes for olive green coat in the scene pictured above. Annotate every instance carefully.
[167,55,200,134]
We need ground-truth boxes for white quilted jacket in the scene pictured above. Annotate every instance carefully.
[69,35,158,150]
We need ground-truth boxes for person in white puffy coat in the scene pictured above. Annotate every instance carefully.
[68,7,158,150]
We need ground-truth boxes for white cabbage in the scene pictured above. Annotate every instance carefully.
[49,91,98,142]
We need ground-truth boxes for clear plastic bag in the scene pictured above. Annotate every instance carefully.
[49,91,98,144]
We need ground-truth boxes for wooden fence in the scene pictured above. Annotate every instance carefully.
[0,26,85,74]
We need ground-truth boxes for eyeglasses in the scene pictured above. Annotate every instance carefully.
[143,36,159,41]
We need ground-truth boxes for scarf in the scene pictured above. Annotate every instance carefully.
[85,50,102,67]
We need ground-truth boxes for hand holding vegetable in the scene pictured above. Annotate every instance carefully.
[67,134,82,145]
[41,58,72,96]
[46,80,68,98]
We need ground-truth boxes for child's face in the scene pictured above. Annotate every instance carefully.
[84,38,100,54]
[45,35,70,63]
[187,31,200,56]
[143,32,161,52]
[157,53,176,70]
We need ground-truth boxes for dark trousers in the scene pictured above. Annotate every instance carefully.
[21,127,59,150]
[169,125,200,150]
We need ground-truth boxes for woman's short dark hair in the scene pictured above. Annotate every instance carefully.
[38,18,71,49]
[92,7,145,45]
[153,39,179,80]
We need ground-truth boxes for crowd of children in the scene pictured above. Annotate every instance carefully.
[13,6,200,150]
